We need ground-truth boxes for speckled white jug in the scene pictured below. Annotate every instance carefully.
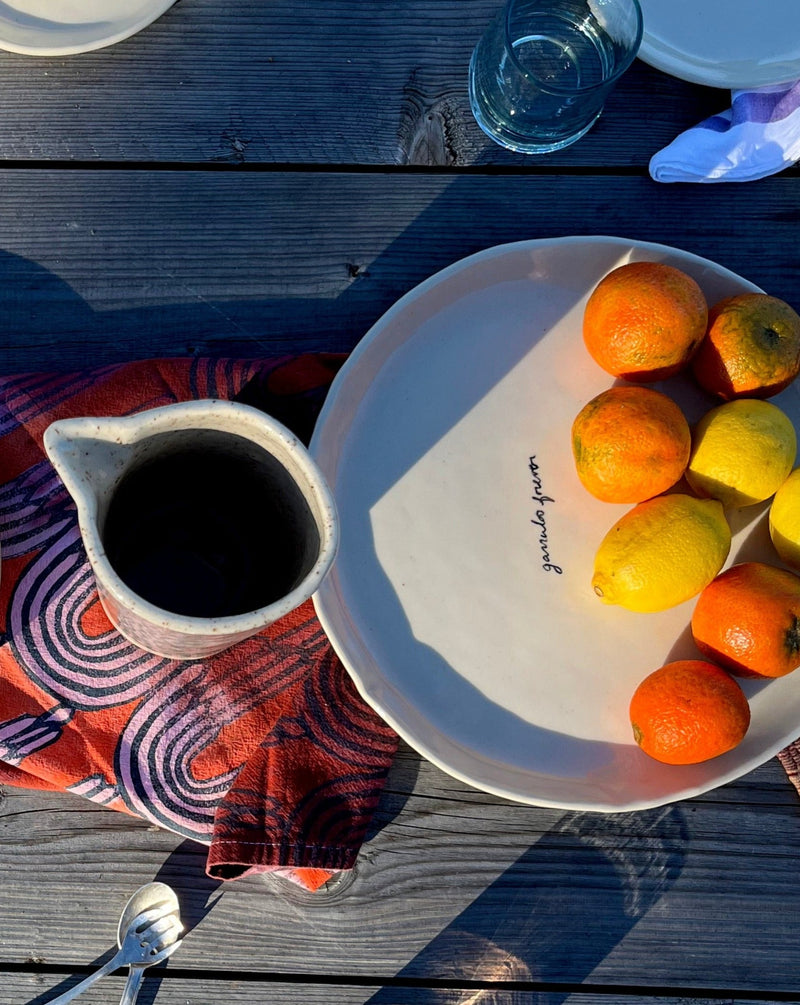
[43,400,339,661]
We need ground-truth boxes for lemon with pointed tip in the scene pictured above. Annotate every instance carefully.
[592,494,731,613]
[685,398,797,509]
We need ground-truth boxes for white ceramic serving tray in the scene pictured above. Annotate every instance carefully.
[638,0,800,89]
[310,235,800,812]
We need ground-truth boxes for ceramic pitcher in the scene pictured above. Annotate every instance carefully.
[44,399,339,660]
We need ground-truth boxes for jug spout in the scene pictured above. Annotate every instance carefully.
[44,417,137,519]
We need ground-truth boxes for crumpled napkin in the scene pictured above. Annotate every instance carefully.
[0,356,398,890]
[649,79,800,183]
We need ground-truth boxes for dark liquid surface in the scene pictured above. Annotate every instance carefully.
[102,435,318,619]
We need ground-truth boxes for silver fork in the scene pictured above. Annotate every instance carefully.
[118,912,183,1005]
[44,905,184,1005]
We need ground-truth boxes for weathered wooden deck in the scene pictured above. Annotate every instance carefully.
[1,2,800,1003]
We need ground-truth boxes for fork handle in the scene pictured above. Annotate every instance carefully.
[44,950,124,1005]
[119,967,146,1005]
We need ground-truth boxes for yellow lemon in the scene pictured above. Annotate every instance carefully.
[592,494,731,613]
[685,398,797,509]
[769,467,800,570]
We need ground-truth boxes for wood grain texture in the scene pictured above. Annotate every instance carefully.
[2,748,800,991]
[0,0,739,168]
[0,169,797,373]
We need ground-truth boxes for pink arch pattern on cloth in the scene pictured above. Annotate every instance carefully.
[0,356,398,888]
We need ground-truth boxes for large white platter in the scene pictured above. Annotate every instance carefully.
[310,236,800,812]
[638,0,800,89]
[0,1,176,55]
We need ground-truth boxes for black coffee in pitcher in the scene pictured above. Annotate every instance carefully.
[102,430,319,619]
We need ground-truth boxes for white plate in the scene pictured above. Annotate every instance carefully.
[0,0,176,55]
[310,235,800,812]
[638,0,800,89]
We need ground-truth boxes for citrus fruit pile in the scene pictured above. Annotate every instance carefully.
[573,260,800,766]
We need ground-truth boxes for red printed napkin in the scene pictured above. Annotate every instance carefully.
[778,745,800,797]
[0,356,398,889]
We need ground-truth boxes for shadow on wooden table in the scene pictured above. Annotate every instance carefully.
[5,171,798,379]
[0,171,796,378]
[21,839,225,1005]
[364,804,688,1002]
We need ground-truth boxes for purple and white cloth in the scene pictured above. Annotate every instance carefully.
[649,80,800,183]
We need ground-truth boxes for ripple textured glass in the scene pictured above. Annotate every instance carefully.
[469,0,643,154]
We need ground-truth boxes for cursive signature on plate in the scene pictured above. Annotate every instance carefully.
[528,455,562,574]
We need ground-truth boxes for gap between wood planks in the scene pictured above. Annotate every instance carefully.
[0,159,649,176]
[0,159,797,178]
[5,964,800,1001]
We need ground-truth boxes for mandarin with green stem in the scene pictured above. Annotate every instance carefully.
[692,293,800,400]
[692,562,800,678]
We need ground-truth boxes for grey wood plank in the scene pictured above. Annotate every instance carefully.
[0,0,731,167]
[2,749,800,991]
[0,169,797,374]
[2,974,783,1005]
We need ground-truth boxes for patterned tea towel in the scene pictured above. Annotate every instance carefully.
[0,356,398,890]
[649,80,800,182]
[778,743,800,797]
